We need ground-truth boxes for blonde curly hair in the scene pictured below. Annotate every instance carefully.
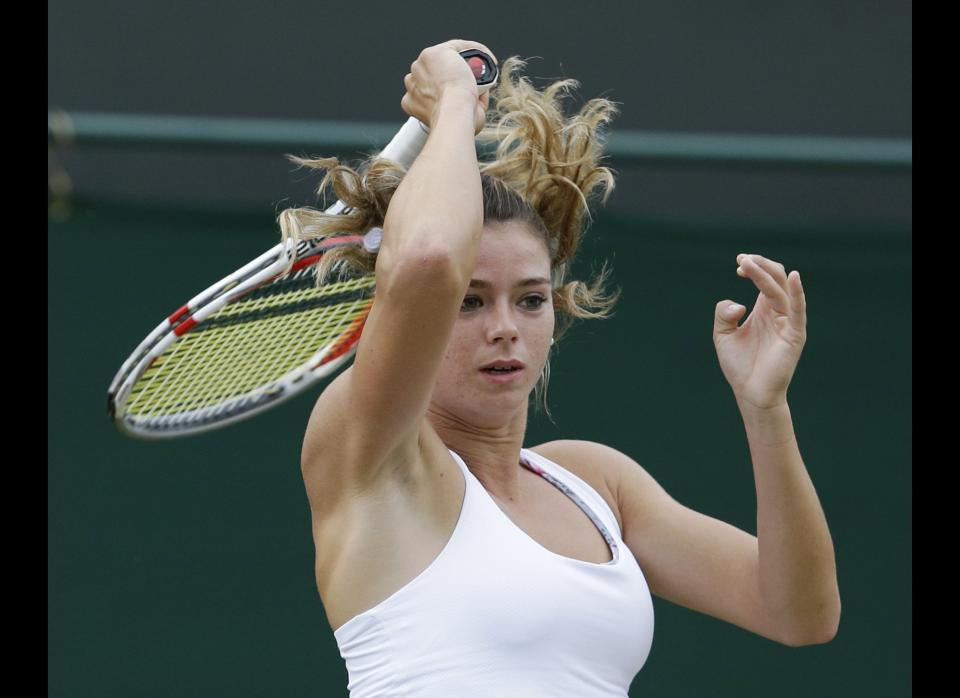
[277,57,621,420]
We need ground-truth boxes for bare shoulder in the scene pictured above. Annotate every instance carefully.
[528,439,665,534]
[535,441,793,645]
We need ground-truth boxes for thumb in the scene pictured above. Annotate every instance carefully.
[714,300,746,336]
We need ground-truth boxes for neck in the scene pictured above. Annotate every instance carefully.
[426,400,529,502]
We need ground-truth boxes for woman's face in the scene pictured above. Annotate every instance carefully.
[430,220,554,428]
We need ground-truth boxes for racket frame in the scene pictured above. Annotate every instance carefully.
[108,50,497,438]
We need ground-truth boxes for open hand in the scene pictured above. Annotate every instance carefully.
[712,254,807,410]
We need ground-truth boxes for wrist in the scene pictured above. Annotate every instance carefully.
[429,86,481,132]
[437,83,475,108]
[735,394,788,412]
[737,401,796,447]
[439,83,479,102]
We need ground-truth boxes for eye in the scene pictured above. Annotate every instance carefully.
[461,296,482,311]
[521,294,548,310]
[461,294,549,312]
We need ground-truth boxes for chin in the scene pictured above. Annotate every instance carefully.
[458,389,531,424]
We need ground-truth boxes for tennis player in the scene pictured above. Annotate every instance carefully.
[287,39,840,696]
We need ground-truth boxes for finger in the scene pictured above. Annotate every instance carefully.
[474,103,488,135]
[787,270,807,328]
[748,255,803,327]
[736,255,790,314]
[714,300,747,337]
[442,38,498,65]
[737,253,788,289]
[400,92,414,118]
[410,58,427,83]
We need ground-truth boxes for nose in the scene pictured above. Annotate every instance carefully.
[485,299,520,344]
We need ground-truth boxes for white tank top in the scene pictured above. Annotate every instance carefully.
[333,447,655,696]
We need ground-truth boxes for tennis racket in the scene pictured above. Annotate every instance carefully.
[107,49,498,439]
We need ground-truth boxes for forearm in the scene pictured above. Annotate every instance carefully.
[380,87,483,284]
[741,400,841,645]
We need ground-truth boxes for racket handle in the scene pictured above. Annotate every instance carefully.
[323,49,497,217]
[317,117,426,217]
[379,49,497,168]
[379,117,430,168]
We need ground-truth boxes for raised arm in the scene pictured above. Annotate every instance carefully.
[301,41,495,508]
[617,253,839,646]
[536,254,839,646]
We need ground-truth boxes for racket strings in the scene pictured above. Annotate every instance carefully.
[125,274,375,417]
[131,298,369,416]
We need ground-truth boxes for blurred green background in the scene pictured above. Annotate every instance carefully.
[49,1,910,696]
[48,202,910,696]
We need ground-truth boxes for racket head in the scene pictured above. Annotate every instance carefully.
[108,48,497,439]
[108,236,374,439]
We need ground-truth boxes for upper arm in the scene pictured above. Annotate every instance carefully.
[551,440,794,645]
[300,251,465,505]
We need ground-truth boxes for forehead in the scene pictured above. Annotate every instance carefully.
[474,221,551,275]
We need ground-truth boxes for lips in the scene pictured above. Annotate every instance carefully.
[479,361,525,384]
[479,359,526,373]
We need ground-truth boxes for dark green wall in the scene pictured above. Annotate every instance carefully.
[48,0,912,225]
[48,201,910,696]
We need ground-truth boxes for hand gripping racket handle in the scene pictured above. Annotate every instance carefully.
[324,48,497,217]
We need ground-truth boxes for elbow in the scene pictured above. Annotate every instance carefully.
[816,602,842,645]
[376,220,458,273]
[784,623,839,647]
[397,246,458,274]
[380,246,463,295]
[781,598,842,647]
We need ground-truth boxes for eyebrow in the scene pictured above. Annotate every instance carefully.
[468,277,552,289]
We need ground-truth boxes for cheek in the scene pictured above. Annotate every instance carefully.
[541,309,556,343]
[444,325,471,360]
[438,328,473,380]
